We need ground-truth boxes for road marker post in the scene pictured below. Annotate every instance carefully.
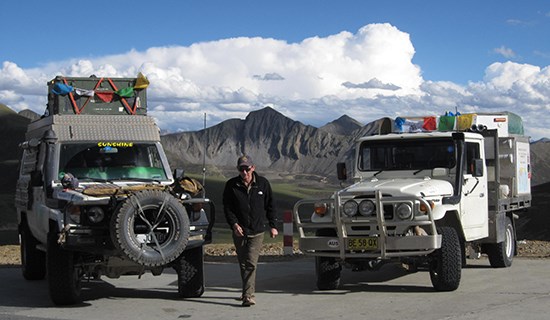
[283,210,293,255]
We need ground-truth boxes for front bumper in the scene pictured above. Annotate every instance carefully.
[298,234,441,258]
[294,190,442,260]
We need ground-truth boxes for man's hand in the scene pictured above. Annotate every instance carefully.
[270,228,279,238]
[233,223,244,237]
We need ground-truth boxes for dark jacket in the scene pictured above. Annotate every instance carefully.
[223,172,277,236]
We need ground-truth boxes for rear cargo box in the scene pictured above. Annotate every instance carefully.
[47,76,147,116]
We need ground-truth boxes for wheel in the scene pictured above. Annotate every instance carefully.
[486,216,515,268]
[20,222,46,280]
[47,231,82,305]
[174,246,205,298]
[315,256,342,290]
[111,189,190,267]
[314,229,341,290]
[429,227,461,291]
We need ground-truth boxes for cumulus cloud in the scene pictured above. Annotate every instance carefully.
[0,23,549,139]
[493,46,516,59]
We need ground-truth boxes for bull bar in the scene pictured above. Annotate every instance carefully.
[293,190,442,260]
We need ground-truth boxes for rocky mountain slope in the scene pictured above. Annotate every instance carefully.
[319,115,363,136]
[162,107,348,176]
[530,140,550,186]
[0,104,30,193]
[161,107,392,178]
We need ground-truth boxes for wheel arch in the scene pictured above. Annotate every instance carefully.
[435,210,465,241]
[508,212,518,256]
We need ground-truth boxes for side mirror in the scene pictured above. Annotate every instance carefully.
[173,168,185,180]
[336,162,347,181]
[472,159,484,177]
[19,138,40,149]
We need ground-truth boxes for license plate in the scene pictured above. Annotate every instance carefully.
[348,237,378,250]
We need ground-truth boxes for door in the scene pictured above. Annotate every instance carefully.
[460,141,489,240]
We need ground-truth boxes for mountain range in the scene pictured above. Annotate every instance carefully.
[161,106,393,180]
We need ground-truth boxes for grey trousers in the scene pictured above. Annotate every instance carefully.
[232,232,264,298]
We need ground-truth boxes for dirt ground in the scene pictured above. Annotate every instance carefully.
[1,239,549,267]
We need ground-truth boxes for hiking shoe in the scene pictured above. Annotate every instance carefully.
[242,296,256,306]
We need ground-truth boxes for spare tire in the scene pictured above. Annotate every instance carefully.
[111,189,190,267]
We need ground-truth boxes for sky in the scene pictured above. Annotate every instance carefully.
[1,0,549,140]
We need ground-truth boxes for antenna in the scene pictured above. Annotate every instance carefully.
[202,113,207,198]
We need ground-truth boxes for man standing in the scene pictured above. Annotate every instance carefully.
[223,155,278,307]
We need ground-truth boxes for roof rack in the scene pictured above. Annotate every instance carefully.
[46,74,149,116]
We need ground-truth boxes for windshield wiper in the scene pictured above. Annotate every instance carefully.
[77,177,114,184]
[119,177,162,184]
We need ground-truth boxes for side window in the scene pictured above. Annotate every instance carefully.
[465,142,480,175]
[147,146,163,168]
[21,147,44,187]
[21,148,39,175]
[359,147,371,170]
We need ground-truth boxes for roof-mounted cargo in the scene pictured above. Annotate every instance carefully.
[391,112,524,137]
[46,74,149,116]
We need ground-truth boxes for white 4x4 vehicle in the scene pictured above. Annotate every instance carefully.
[15,76,214,305]
[294,113,531,291]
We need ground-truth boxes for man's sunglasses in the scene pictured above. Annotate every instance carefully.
[238,166,252,172]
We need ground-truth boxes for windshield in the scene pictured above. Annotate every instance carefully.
[358,138,456,171]
[58,142,167,181]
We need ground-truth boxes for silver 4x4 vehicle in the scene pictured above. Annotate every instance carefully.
[15,76,214,305]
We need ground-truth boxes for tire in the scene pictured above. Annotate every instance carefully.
[111,189,190,267]
[486,216,515,268]
[315,256,342,290]
[175,246,205,298]
[429,227,461,291]
[47,231,82,305]
[20,222,46,280]
[314,229,341,290]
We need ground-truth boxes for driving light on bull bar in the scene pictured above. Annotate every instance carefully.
[343,200,358,217]
[396,203,413,220]
[358,200,375,216]
[419,200,435,214]
[87,206,105,223]
[314,202,328,216]
[66,204,81,224]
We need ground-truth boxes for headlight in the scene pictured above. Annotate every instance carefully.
[343,200,358,217]
[358,200,375,216]
[396,203,413,220]
[314,202,328,216]
[66,204,81,224]
[87,206,105,223]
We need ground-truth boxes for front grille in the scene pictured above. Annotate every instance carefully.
[382,205,394,219]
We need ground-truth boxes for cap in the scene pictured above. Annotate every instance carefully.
[237,155,254,167]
